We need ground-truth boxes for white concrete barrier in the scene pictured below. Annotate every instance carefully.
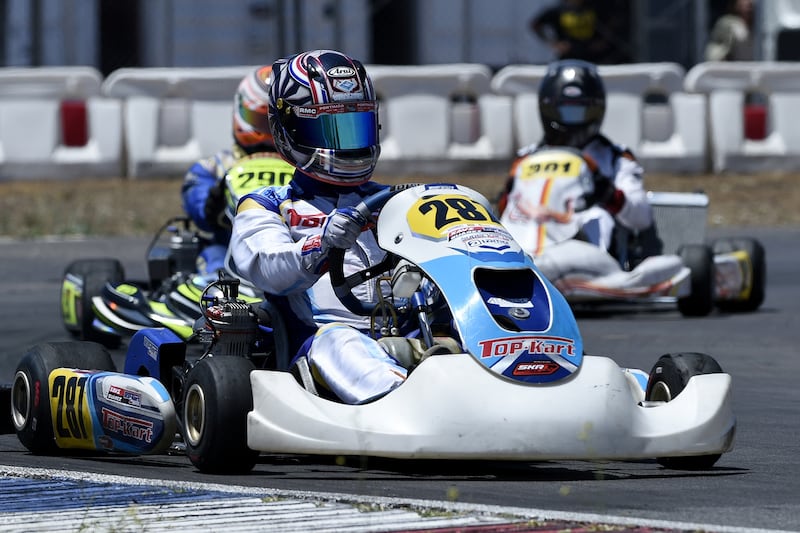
[0,67,123,180]
[491,63,707,173]
[684,61,800,173]
[368,64,513,174]
[101,66,257,178]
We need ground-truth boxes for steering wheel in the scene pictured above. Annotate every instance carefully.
[328,186,405,316]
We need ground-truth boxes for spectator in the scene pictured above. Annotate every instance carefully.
[530,0,629,64]
[705,0,755,61]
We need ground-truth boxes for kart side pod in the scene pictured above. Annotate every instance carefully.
[52,370,177,454]
[14,361,176,455]
[124,327,187,382]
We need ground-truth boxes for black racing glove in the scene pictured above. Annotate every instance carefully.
[574,171,624,214]
[203,180,228,230]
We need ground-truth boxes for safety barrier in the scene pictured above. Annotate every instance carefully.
[101,66,258,178]
[683,61,800,173]
[0,67,122,180]
[491,62,707,173]
[3,62,800,180]
[368,64,513,175]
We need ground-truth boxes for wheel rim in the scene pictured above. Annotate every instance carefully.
[11,371,31,431]
[184,383,206,447]
[649,381,673,402]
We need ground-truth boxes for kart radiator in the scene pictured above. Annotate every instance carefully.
[647,191,709,255]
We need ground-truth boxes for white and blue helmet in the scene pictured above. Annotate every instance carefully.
[268,50,381,186]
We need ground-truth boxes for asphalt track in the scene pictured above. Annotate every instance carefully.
[0,227,798,532]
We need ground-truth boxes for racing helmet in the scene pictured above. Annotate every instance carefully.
[538,59,606,148]
[233,65,276,154]
[267,49,380,186]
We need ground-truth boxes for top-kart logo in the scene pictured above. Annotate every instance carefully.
[478,335,575,359]
[328,66,356,78]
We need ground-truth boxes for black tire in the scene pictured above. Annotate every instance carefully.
[61,258,125,348]
[182,356,259,474]
[645,352,724,470]
[712,237,766,312]
[12,341,116,454]
[677,244,715,317]
[0,385,12,434]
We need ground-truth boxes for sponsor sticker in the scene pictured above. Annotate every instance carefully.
[101,407,154,444]
[478,335,575,359]
[106,385,142,408]
[49,368,95,450]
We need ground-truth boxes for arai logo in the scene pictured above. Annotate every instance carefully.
[328,66,356,78]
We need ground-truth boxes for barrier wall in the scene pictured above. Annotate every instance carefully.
[0,67,122,180]
[102,66,258,178]
[683,61,800,173]
[3,62,800,180]
[368,64,514,175]
[491,63,707,173]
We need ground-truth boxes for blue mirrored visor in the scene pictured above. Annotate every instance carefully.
[286,102,378,150]
[557,104,589,124]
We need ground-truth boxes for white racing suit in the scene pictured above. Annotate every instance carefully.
[507,135,653,251]
[499,137,687,295]
[230,172,407,404]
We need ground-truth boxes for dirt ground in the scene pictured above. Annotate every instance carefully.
[0,170,797,239]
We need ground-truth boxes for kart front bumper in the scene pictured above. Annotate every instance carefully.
[247,354,735,461]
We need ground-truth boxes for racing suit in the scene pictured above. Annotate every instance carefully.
[499,134,652,251]
[230,172,408,404]
[181,146,293,273]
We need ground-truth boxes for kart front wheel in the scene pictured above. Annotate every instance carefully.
[712,237,766,312]
[182,356,259,474]
[677,244,714,317]
[61,258,125,348]
[645,352,724,470]
[12,341,116,454]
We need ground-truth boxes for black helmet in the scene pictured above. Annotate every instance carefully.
[538,59,606,148]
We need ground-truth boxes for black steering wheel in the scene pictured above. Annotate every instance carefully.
[328,186,406,316]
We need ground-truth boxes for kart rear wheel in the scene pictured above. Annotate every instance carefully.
[12,341,116,454]
[712,237,766,312]
[182,356,259,474]
[676,244,714,317]
[61,258,125,348]
[645,352,724,470]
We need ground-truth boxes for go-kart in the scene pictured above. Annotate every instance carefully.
[59,156,292,347]
[11,183,735,474]
[499,148,766,317]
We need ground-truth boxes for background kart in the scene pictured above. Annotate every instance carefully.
[10,184,735,475]
[59,157,291,347]
[500,148,766,317]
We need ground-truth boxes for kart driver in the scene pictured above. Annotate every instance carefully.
[229,49,408,405]
[181,65,295,274]
[497,59,653,253]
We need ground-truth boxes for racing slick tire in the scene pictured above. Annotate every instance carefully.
[712,237,766,312]
[676,244,715,317]
[645,352,724,470]
[61,258,125,348]
[11,341,116,454]
[182,356,259,474]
